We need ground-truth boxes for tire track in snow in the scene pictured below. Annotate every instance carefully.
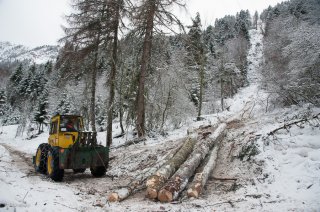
[0,143,35,176]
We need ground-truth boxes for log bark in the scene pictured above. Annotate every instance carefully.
[187,144,219,198]
[108,140,184,202]
[158,123,226,202]
[145,135,197,200]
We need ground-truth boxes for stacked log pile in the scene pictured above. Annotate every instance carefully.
[108,141,185,202]
[157,124,226,202]
[145,135,197,200]
[108,123,226,202]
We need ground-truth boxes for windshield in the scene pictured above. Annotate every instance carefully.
[59,116,82,132]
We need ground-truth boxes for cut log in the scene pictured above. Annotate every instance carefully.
[108,140,184,202]
[187,144,219,198]
[158,123,226,202]
[145,135,197,200]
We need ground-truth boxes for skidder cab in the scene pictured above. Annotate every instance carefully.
[33,114,109,181]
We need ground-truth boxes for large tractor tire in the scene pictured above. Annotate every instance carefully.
[47,147,64,182]
[34,143,50,174]
[90,166,106,177]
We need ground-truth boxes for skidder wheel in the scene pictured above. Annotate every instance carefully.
[73,168,86,174]
[90,166,106,177]
[34,143,50,174]
[47,147,64,182]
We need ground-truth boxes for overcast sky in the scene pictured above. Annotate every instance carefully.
[0,0,285,48]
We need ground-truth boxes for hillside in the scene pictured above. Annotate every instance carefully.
[0,41,58,64]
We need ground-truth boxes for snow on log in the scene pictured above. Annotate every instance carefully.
[145,135,197,200]
[187,144,219,198]
[157,123,226,202]
[108,141,184,202]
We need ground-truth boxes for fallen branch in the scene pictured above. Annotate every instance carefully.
[23,188,32,203]
[158,124,226,202]
[267,113,320,136]
[113,133,125,139]
[205,199,246,208]
[212,176,237,181]
[53,202,77,210]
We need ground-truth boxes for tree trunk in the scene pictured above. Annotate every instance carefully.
[90,38,100,132]
[219,56,225,111]
[118,65,125,135]
[107,1,120,147]
[197,58,204,120]
[108,140,184,202]
[136,0,156,138]
[145,135,197,200]
[187,144,220,198]
[117,52,125,134]
[157,123,226,202]
[160,88,171,132]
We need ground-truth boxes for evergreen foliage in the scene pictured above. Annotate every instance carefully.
[186,13,206,118]
[56,93,74,114]
[0,90,6,117]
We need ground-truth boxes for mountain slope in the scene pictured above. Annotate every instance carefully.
[0,41,59,64]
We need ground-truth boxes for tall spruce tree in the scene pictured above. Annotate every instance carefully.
[253,11,259,30]
[34,92,49,134]
[0,90,6,117]
[59,0,109,132]
[235,10,251,41]
[134,0,185,137]
[106,0,124,147]
[7,64,24,106]
[186,13,206,119]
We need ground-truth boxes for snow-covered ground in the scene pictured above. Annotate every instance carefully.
[0,41,58,64]
[1,25,319,211]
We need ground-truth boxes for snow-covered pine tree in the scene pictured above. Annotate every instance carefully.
[235,10,251,41]
[186,12,206,119]
[34,91,49,134]
[95,95,106,131]
[203,25,216,57]
[0,90,6,117]
[7,64,24,106]
[253,11,259,30]
[56,92,73,114]
[214,15,236,45]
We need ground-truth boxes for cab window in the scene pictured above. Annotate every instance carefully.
[60,116,82,132]
[50,121,58,134]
